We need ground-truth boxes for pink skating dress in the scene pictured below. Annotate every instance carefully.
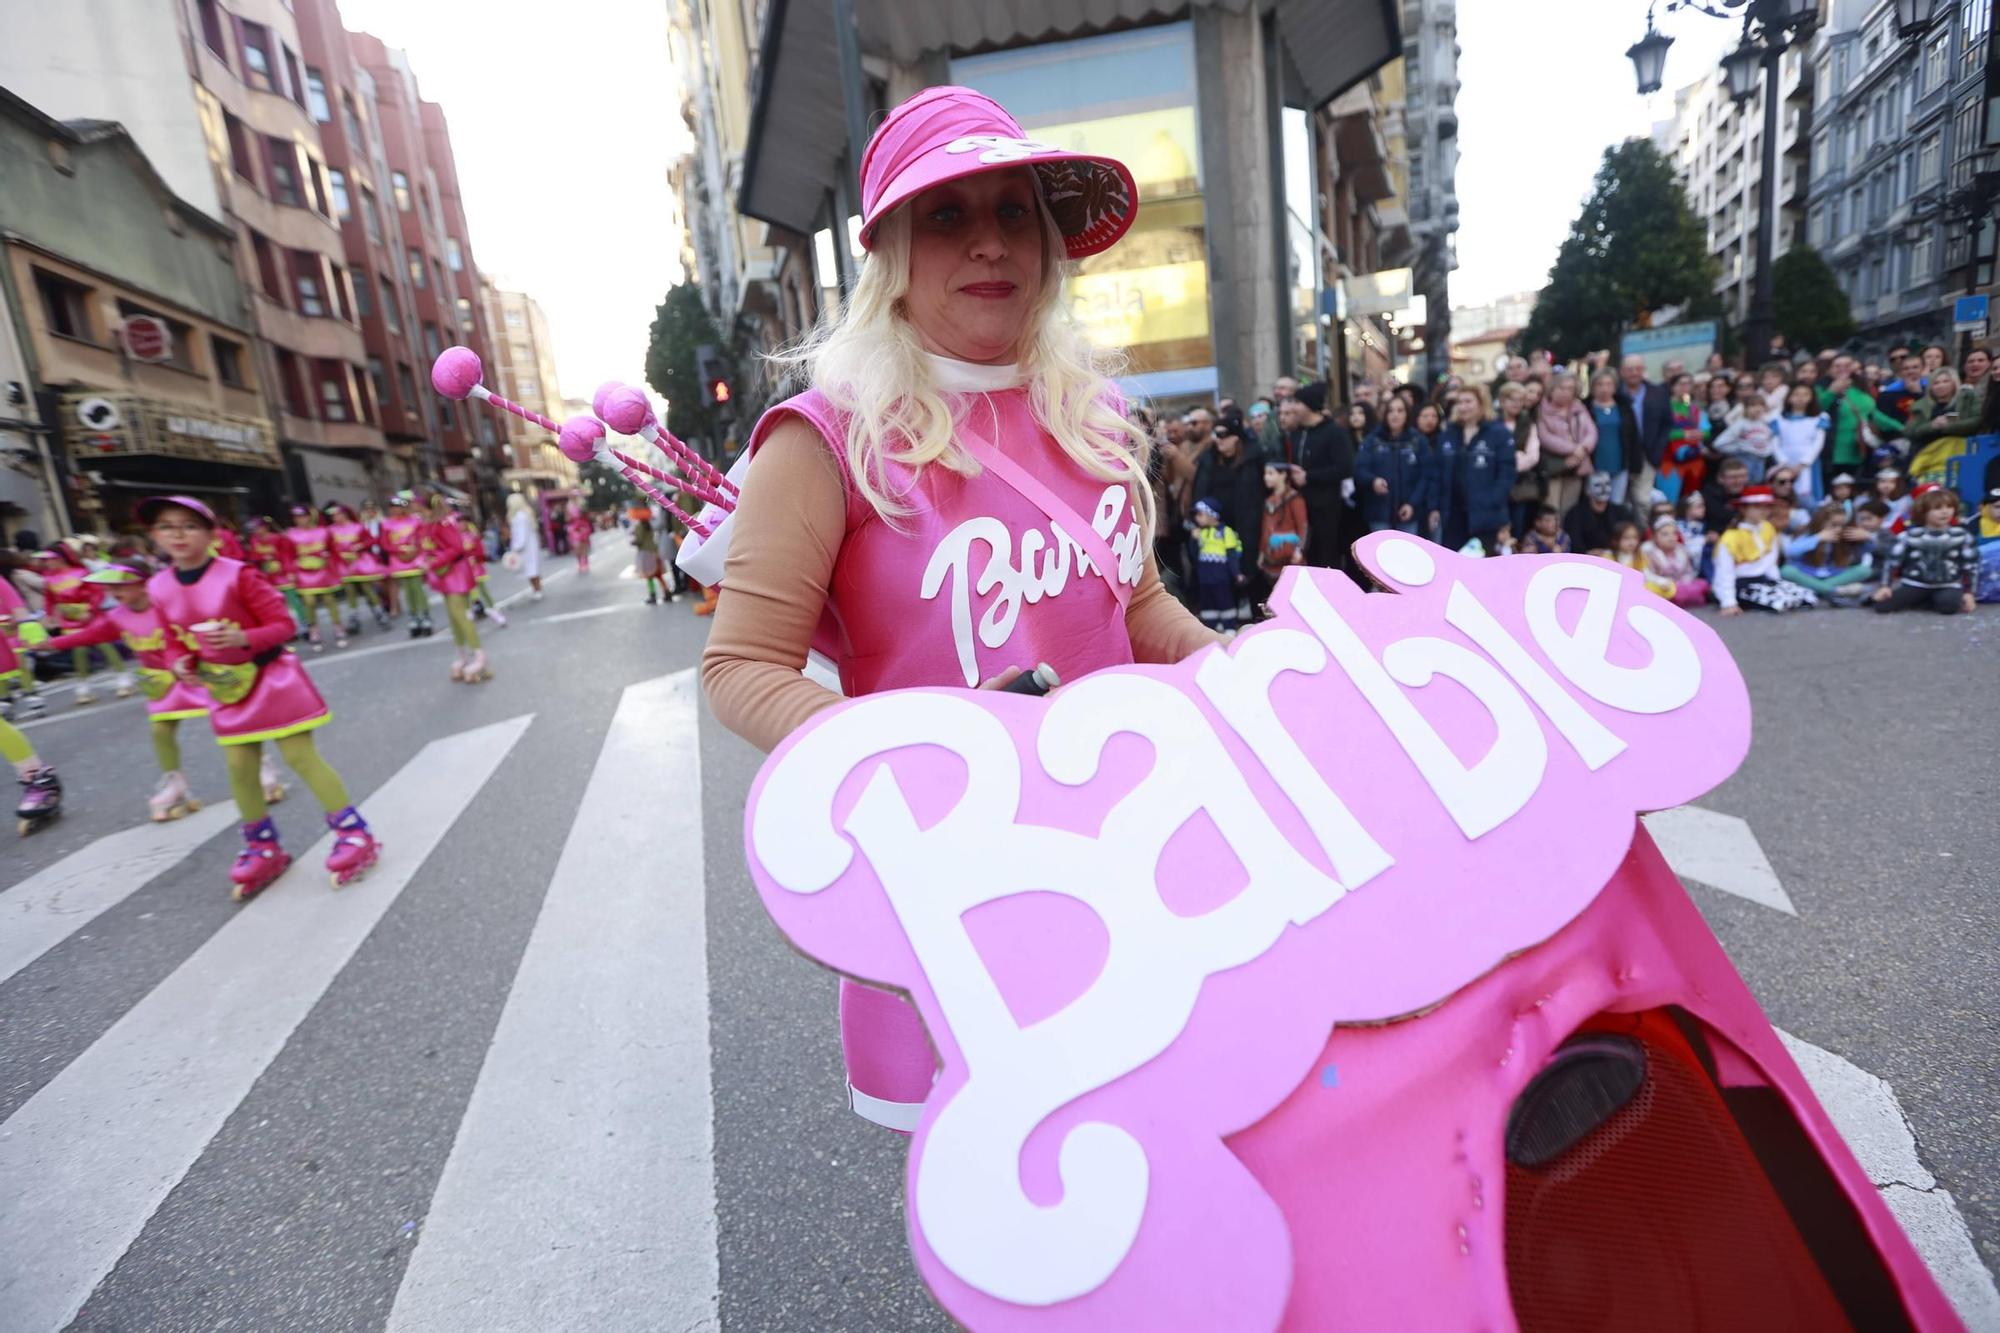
[148,559,329,744]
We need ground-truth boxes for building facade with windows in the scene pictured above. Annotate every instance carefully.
[1803,0,1994,351]
[480,280,577,490]
[1400,0,1461,386]
[0,88,283,533]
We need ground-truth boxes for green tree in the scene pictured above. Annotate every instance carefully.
[643,282,724,455]
[578,458,637,512]
[1520,138,1720,362]
[1771,245,1856,354]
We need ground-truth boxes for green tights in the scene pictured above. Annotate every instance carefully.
[151,718,182,773]
[1781,565,1874,594]
[0,716,34,767]
[443,594,479,650]
[73,643,127,678]
[281,587,307,628]
[226,733,348,821]
[398,577,430,620]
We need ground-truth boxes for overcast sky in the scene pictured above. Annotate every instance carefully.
[1453,0,1737,310]
[336,0,691,407]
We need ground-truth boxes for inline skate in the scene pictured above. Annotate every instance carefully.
[325,806,379,887]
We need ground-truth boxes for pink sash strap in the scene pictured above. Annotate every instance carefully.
[955,416,1134,610]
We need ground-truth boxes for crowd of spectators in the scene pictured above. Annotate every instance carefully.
[1139,341,2000,629]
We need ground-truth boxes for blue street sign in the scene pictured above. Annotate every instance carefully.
[1953,295,1988,330]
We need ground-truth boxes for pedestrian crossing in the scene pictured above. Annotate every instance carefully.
[0,670,1992,1330]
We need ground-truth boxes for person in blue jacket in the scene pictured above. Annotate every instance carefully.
[1432,389,1479,548]
[1456,385,1519,550]
[1354,396,1434,534]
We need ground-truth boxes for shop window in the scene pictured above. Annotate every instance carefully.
[250,230,285,304]
[224,112,256,184]
[306,68,330,122]
[316,360,353,421]
[240,21,275,93]
[212,335,248,388]
[34,269,95,342]
[266,136,304,207]
[289,249,327,316]
[196,0,228,61]
[114,299,196,372]
[275,348,312,417]
[329,167,350,220]
[393,170,412,212]
[378,275,401,332]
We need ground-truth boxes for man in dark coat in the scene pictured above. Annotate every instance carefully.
[1614,353,1671,504]
[1277,383,1355,569]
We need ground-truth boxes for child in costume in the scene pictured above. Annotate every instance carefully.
[36,543,133,703]
[381,492,434,637]
[1972,487,2000,603]
[1641,513,1708,607]
[328,502,391,633]
[243,516,305,635]
[1871,468,1911,531]
[1258,460,1309,599]
[1871,487,1978,615]
[38,563,220,821]
[424,495,491,682]
[1520,504,1570,555]
[141,495,377,899]
[1780,502,1878,605]
[283,505,347,650]
[1189,499,1245,631]
[3,713,60,835]
[1659,373,1709,504]
[1715,484,1817,614]
[567,506,594,574]
[0,571,48,720]
[632,508,667,604]
[459,504,508,628]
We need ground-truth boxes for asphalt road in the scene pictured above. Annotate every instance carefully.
[0,545,1993,1331]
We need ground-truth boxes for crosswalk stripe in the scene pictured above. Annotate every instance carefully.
[1644,804,1797,915]
[388,671,717,1332]
[0,714,533,1331]
[0,802,239,986]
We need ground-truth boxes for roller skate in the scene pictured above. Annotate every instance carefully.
[309,626,324,653]
[462,649,491,683]
[407,615,424,640]
[324,806,380,887]
[486,604,508,629]
[334,628,349,650]
[418,614,435,638]
[372,604,391,630]
[148,769,201,822]
[229,817,289,901]
[449,650,466,682]
[113,671,136,699]
[259,751,288,805]
[15,762,61,836]
[10,688,47,721]
[73,681,97,706]
[344,611,361,637]
[472,600,487,621]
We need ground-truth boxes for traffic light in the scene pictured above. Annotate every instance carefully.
[694,343,732,408]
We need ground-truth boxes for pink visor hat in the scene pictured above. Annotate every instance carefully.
[859,85,1138,260]
[135,494,218,528]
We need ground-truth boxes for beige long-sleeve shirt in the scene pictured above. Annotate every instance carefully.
[701,416,1221,754]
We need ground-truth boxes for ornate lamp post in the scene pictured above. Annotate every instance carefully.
[1631,0,1819,367]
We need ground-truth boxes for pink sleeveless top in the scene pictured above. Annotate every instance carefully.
[148,560,330,743]
[104,602,211,719]
[331,522,385,579]
[284,526,341,590]
[746,384,1146,694]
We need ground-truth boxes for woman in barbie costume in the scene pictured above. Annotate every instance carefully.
[703,85,1218,1129]
[141,496,377,899]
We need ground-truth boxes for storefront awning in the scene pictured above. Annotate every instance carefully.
[59,391,281,470]
[741,0,1400,237]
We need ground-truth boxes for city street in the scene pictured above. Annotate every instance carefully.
[1,538,1995,1331]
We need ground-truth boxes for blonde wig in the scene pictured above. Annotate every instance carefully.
[769,187,1155,536]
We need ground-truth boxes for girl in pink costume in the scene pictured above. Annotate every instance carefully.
[35,543,133,704]
[140,496,378,899]
[0,571,46,719]
[703,85,1215,1129]
[328,502,390,634]
[423,495,490,682]
[283,505,346,650]
[381,492,434,638]
[40,564,216,821]
[1641,512,1710,607]
[566,506,593,574]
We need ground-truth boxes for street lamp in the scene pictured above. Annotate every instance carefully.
[1629,0,1820,367]
[1893,0,1943,39]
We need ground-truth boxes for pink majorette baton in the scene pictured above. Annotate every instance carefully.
[555,414,715,537]
[589,380,737,499]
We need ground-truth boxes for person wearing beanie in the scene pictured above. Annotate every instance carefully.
[1277,381,1356,568]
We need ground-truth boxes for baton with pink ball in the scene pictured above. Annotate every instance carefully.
[555,415,716,538]
[592,382,739,499]
[430,346,563,434]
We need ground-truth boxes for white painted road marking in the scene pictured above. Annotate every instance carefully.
[388,671,717,1332]
[1781,1030,2000,1329]
[538,601,648,626]
[0,801,239,986]
[0,715,532,1331]
[1644,803,1797,915]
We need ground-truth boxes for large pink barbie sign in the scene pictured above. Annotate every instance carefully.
[743,535,1902,1327]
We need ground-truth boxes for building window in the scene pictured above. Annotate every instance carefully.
[34,269,94,341]
[211,335,247,387]
[359,185,381,241]
[352,273,371,320]
[341,92,363,148]
[308,158,331,217]
[265,137,303,206]
[282,46,305,107]
[196,0,228,61]
[367,355,388,407]
[224,112,256,183]
[433,259,446,295]
[446,237,463,272]
[275,348,312,417]
[1925,33,1950,90]
[407,250,425,287]
[240,21,275,92]
[423,321,442,361]
[392,170,412,212]
[397,361,419,409]
[455,295,474,332]
[378,275,401,332]
[328,167,350,220]
[1912,231,1935,282]
[503,308,524,327]
[250,230,285,304]
[306,69,330,122]
[330,265,354,322]
[1920,133,1942,186]
[114,299,196,372]
[316,360,353,421]
[290,250,327,316]
[1948,230,1972,269]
